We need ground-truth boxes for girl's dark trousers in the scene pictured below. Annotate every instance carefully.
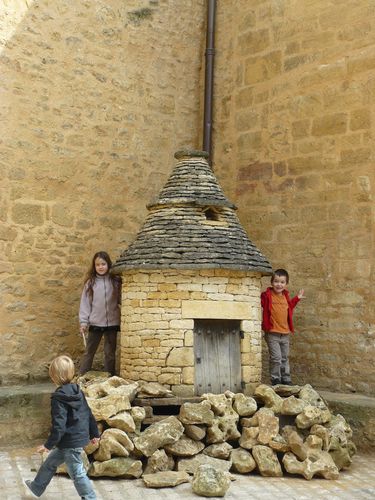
[79,326,119,376]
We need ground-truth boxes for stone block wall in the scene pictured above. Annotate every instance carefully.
[2,0,374,398]
[0,0,205,384]
[212,0,375,394]
[120,269,262,395]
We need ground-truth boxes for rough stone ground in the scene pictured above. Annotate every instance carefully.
[1,447,374,499]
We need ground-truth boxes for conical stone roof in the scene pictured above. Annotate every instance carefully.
[112,150,272,274]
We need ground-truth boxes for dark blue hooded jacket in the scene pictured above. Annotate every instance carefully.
[44,383,99,450]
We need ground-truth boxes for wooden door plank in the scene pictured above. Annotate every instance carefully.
[194,319,242,395]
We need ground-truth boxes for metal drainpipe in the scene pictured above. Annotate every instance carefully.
[203,0,216,164]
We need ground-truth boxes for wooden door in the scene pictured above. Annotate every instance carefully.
[194,319,242,395]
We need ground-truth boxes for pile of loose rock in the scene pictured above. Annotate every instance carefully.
[63,373,356,497]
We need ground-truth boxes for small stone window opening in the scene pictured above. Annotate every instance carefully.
[203,207,220,221]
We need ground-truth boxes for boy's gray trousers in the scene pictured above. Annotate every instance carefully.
[265,332,291,384]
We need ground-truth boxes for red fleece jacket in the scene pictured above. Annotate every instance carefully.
[261,287,300,333]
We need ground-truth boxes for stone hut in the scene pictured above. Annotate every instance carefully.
[112,150,272,396]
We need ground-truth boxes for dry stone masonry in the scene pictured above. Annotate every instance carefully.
[112,150,272,396]
[54,373,358,496]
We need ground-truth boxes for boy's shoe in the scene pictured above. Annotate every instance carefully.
[24,480,38,498]
[271,379,281,386]
[281,380,293,386]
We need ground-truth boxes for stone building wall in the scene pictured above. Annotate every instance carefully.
[0,0,205,384]
[120,269,262,396]
[212,0,375,394]
[2,0,374,397]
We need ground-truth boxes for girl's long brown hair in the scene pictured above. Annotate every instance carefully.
[84,251,121,301]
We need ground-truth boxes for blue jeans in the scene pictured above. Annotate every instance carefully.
[28,447,96,499]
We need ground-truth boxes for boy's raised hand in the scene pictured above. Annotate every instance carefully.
[298,289,305,299]
[90,437,100,445]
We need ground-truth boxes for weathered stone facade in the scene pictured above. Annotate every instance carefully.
[1,0,374,396]
[0,0,205,384]
[212,0,375,395]
[120,269,262,395]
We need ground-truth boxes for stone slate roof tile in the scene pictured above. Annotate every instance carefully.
[113,150,272,274]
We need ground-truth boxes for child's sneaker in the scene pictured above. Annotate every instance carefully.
[281,380,293,386]
[24,480,38,498]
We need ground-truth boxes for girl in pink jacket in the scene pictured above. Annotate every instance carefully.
[78,251,121,376]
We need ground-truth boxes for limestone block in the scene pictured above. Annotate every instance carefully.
[181,366,194,384]
[168,319,193,330]
[106,411,136,433]
[230,448,256,474]
[133,416,184,457]
[181,300,252,319]
[84,440,100,456]
[286,429,308,460]
[310,424,330,450]
[51,204,74,227]
[233,393,257,416]
[179,400,214,425]
[137,382,174,398]
[177,453,232,475]
[252,445,283,477]
[101,379,139,401]
[329,446,355,471]
[184,330,193,346]
[282,451,339,480]
[158,372,181,385]
[184,424,206,441]
[239,427,259,449]
[12,203,44,225]
[87,394,131,420]
[257,410,279,445]
[202,394,240,444]
[130,406,146,433]
[206,421,225,444]
[268,434,289,453]
[166,347,194,367]
[93,428,134,462]
[244,51,282,86]
[164,434,205,457]
[203,442,233,460]
[241,352,252,364]
[143,338,161,347]
[295,406,332,429]
[326,414,353,448]
[254,384,283,413]
[143,471,190,488]
[312,113,347,136]
[350,108,371,130]
[192,464,231,498]
[202,393,231,416]
[172,384,195,397]
[89,457,143,478]
[298,384,328,410]
[144,449,175,475]
[281,395,308,415]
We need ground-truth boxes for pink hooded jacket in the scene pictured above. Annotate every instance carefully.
[79,274,121,327]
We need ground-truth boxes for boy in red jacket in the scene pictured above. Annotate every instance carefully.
[261,269,304,386]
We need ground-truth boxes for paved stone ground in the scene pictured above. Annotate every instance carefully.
[1,447,375,500]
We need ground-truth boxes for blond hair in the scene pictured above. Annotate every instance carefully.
[49,355,75,386]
